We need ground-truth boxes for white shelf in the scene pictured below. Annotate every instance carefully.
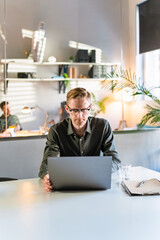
[1,59,121,66]
[5,77,109,82]
[0,60,121,85]
[41,62,121,66]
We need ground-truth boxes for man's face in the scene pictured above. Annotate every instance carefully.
[65,97,91,131]
[1,104,11,117]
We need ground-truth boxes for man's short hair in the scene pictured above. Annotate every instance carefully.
[0,101,9,109]
[66,88,91,104]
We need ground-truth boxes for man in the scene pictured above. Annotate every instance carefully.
[0,101,22,133]
[39,87,121,192]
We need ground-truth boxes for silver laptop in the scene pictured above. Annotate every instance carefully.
[48,156,112,190]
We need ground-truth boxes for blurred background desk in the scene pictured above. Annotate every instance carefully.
[0,167,160,240]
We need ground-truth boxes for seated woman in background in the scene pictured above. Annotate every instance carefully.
[59,101,69,122]
[0,101,22,134]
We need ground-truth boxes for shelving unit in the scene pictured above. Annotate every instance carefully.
[0,59,121,93]
[5,77,107,82]
[1,59,121,66]
[0,60,121,80]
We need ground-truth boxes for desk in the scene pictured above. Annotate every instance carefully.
[0,167,160,240]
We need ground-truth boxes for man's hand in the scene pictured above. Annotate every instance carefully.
[42,174,54,192]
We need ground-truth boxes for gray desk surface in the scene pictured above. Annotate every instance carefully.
[0,166,160,240]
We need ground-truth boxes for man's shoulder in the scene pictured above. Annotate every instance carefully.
[88,117,112,132]
[89,116,109,125]
[50,118,69,131]
[8,114,19,121]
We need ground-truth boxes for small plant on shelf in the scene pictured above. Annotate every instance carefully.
[69,56,74,62]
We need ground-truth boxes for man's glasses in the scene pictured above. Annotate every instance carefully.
[67,105,91,115]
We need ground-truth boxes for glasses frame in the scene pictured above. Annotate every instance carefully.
[66,104,91,114]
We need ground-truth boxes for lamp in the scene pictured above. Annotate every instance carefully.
[111,87,133,130]
[22,105,49,131]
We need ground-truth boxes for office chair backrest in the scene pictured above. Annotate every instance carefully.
[0,177,18,182]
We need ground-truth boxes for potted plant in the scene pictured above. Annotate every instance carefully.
[69,56,74,62]
[91,92,108,117]
[102,68,160,127]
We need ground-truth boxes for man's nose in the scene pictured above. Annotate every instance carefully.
[77,110,83,117]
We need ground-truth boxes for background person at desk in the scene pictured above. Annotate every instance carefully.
[0,101,22,133]
[59,101,69,122]
[39,87,121,192]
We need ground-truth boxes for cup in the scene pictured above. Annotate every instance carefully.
[118,164,131,181]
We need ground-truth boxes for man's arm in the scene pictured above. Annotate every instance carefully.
[102,121,121,172]
[39,126,61,192]
[38,126,60,179]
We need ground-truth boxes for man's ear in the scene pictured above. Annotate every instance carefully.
[64,105,70,114]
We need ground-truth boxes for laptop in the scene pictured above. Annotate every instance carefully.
[48,156,112,190]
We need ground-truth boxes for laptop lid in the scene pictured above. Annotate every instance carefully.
[48,156,112,190]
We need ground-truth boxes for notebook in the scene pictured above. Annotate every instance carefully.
[48,156,112,190]
[122,178,160,196]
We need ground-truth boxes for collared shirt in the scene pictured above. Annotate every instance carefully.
[38,117,121,179]
[0,114,21,132]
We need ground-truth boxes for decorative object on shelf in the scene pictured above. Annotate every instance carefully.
[88,65,108,78]
[67,67,78,78]
[48,56,56,63]
[17,72,34,78]
[22,21,46,62]
[69,56,74,62]
[69,40,102,63]
[67,67,72,78]
[103,68,160,127]
[32,22,46,62]
[75,49,89,62]
[89,50,96,63]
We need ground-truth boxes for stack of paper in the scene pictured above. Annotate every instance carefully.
[122,178,160,196]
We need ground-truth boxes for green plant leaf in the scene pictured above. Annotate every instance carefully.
[104,68,160,126]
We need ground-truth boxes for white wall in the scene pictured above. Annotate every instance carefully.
[0,0,134,130]
[4,0,124,62]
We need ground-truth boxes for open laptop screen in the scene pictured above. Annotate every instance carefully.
[48,156,112,190]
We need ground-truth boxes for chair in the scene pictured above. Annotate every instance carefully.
[0,177,18,182]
